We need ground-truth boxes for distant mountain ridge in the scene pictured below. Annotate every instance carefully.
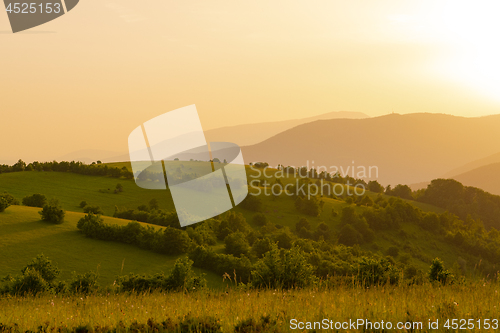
[443,151,500,178]
[47,111,368,165]
[204,111,368,146]
[241,113,500,185]
[451,162,500,196]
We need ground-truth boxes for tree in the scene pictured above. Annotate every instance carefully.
[21,254,60,283]
[22,193,47,208]
[39,199,65,224]
[338,224,363,246]
[116,183,124,192]
[252,237,273,258]
[83,205,104,215]
[313,222,331,241]
[240,195,262,212]
[0,196,10,212]
[0,192,19,206]
[12,159,26,172]
[359,195,374,207]
[69,271,99,294]
[149,198,159,210]
[295,217,311,233]
[224,232,250,257]
[252,213,268,226]
[340,206,358,225]
[274,229,294,249]
[159,227,193,255]
[79,200,88,208]
[368,180,384,193]
[429,258,454,284]
[390,184,413,200]
[251,244,316,289]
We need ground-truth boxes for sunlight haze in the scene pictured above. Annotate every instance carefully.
[1,0,499,163]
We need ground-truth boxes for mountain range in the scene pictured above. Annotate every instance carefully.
[240,113,500,185]
[204,111,368,146]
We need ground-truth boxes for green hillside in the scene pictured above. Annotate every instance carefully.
[0,171,175,216]
[0,205,222,288]
[0,165,483,283]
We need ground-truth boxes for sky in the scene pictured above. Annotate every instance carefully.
[1,0,500,163]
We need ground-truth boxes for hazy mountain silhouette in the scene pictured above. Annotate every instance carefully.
[450,163,500,196]
[204,111,368,146]
[442,151,500,178]
[241,113,500,185]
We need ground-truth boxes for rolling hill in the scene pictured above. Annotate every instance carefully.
[241,113,500,185]
[0,166,478,283]
[0,205,222,288]
[203,111,368,146]
[442,151,500,178]
[451,162,500,196]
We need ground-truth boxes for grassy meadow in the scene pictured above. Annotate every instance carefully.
[1,282,499,331]
[0,166,478,282]
[0,205,222,288]
[1,164,496,332]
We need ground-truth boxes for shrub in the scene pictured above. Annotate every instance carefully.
[69,271,99,294]
[355,256,400,286]
[252,213,268,226]
[429,258,454,284]
[295,196,323,216]
[252,237,273,258]
[251,244,316,289]
[224,232,250,257]
[189,246,253,283]
[79,200,88,208]
[21,254,60,283]
[0,197,10,212]
[83,205,104,215]
[240,195,262,212]
[0,192,19,205]
[39,199,65,224]
[149,198,160,210]
[22,193,47,207]
[137,204,150,212]
[338,224,363,246]
[273,229,294,249]
[9,268,49,295]
[157,227,193,255]
[118,257,206,293]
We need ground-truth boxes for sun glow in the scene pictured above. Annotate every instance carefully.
[437,0,500,100]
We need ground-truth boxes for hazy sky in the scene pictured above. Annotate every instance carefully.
[1,0,500,162]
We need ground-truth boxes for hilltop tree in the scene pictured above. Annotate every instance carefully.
[368,180,384,193]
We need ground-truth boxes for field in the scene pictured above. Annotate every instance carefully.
[0,282,499,332]
[0,205,222,288]
[0,168,473,280]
